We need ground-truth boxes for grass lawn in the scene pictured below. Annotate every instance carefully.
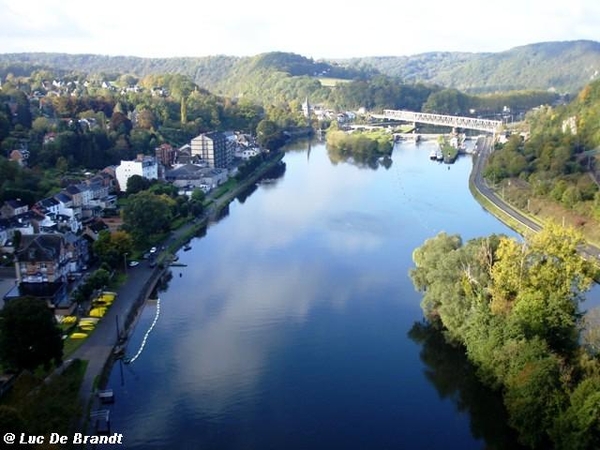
[318,77,352,87]
[63,335,88,357]
[212,179,237,199]
[0,359,88,435]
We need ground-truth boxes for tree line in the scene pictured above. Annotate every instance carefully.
[484,78,600,221]
[410,224,600,448]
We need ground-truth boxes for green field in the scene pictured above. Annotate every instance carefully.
[318,77,352,87]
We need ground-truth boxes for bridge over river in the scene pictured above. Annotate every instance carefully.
[371,109,503,134]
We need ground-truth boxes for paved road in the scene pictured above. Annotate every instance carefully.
[472,136,600,261]
[69,152,285,429]
[70,265,154,396]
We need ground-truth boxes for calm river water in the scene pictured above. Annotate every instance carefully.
[104,139,600,449]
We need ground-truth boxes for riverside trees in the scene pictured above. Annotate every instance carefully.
[410,224,600,448]
[0,297,63,372]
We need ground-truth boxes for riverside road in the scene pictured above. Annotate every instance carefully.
[472,136,600,260]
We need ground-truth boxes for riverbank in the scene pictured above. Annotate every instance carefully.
[95,139,528,449]
[70,149,287,433]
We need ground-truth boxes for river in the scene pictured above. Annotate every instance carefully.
[103,139,600,449]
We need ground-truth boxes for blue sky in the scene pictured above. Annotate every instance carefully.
[1,0,598,58]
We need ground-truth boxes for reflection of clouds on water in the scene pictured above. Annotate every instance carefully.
[170,245,393,416]
[173,259,322,416]
[324,210,391,254]
[228,154,371,249]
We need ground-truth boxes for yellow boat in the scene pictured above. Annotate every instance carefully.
[70,332,88,339]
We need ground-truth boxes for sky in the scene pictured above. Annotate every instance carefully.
[1,0,598,59]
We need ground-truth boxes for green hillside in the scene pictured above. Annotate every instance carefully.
[337,40,600,94]
[0,52,367,97]
[3,41,599,98]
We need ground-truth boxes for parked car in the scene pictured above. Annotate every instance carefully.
[128,260,140,267]
[150,247,157,254]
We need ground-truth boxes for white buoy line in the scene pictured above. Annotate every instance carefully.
[125,298,161,364]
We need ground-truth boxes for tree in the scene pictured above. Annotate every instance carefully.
[122,191,173,244]
[551,377,600,449]
[191,188,206,204]
[256,119,285,150]
[0,297,63,371]
[489,223,594,351]
[93,230,133,268]
[109,111,132,135]
[410,225,597,447]
[86,268,111,290]
[126,174,150,194]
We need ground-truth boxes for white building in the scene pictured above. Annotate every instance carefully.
[115,155,159,192]
[235,148,260,160]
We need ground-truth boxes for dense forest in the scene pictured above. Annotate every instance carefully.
[410,224,600,448]
[484,78,600,224]
[2,40,599,95]
[339,40,600,94]
[0,50,563,114]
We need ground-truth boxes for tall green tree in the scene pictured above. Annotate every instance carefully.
[93,230,133,268]
[122,191,174,244]
[0,297,63,371]
[256,119,284,150]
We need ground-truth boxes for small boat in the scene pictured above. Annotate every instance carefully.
[183,244,192,251]
[429,149,437,160]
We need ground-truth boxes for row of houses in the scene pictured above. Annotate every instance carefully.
[1,131,265,312]
[0,170,119,310]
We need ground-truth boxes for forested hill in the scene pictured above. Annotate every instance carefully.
[336,40,600,94]
[0,52,369,96]
[0,53,239,91]
[3,40,599,97]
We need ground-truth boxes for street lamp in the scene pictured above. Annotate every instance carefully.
[123,253,128,272]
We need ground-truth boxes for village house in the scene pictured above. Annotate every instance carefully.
[164,164,228,191]
[115,154,159,192]
[15,234,69,283]
[1,199,29,219]
[8,149,29,167]
[155,143,176,167]
[5,234,71,308]
[63,231,90,273]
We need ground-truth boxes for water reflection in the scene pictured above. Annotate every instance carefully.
[408,321,527,450]
[105,140,533,449]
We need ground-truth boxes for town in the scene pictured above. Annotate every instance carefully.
[1,128,268,311]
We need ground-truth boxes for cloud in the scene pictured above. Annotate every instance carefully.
[1,0,598,57]
[0,1,91,46]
